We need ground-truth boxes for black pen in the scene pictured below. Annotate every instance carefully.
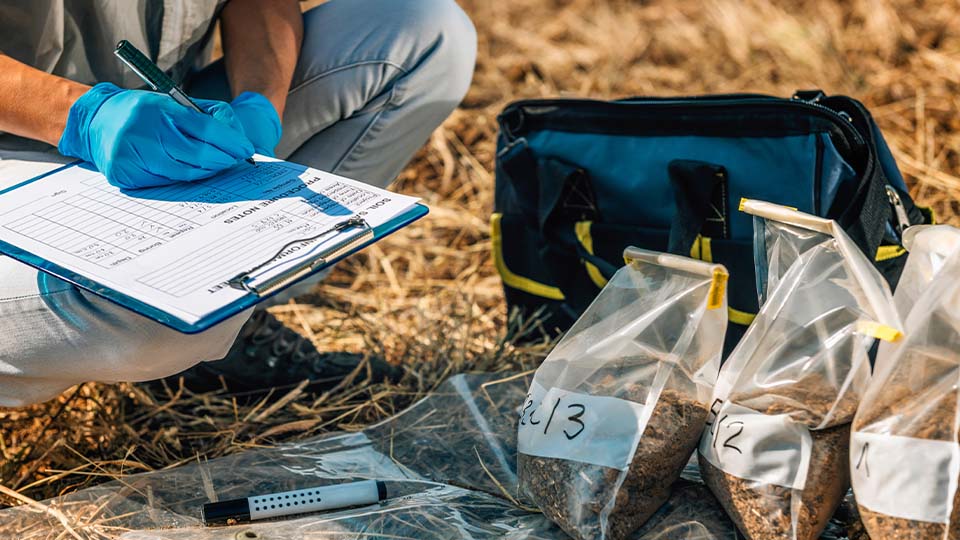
[113,40,257,167]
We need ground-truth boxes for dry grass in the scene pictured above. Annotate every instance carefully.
[1,0,958,530]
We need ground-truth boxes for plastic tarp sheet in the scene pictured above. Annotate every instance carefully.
[2,373,861,539]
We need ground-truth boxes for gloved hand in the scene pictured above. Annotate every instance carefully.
[59,82,255,189]
[228,91,283,157]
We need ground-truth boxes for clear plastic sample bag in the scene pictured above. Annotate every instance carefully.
[698,200,902,540]
[890,224,960,317]
[851,224,960,540]
[517,247,729,540]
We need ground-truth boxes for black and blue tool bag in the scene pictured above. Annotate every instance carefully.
[492,90,932,353]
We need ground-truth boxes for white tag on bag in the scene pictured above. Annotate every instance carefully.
[517,380,651,471]
[851,432,960,524]
[699,401,813,490]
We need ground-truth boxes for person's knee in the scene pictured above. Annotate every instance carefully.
[415,0,477,88]
[402,0,478,105]
[287,0,475,179]
[297,0,475,112]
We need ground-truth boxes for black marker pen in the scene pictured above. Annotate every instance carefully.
[202,480,388,526]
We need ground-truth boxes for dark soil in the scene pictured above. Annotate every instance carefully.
[700,423,851,540]
[519,388,709,540]
[700,376,860,540]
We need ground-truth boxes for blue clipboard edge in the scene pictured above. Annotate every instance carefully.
[0,161,429,334]
[0,159,83,196]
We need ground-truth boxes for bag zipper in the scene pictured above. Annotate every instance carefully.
[625,92,861,137]
[502,95,866,158]
[885,186,911,235]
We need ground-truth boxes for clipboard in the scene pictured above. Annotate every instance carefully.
[0,160,429,334]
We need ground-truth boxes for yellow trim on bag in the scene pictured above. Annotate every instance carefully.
[689,235,713,262]
[856,321,903,343]
[491,209,767,325]
[868,203,939,262]
[871,204,937,261]
[574,221,609,288]
[875,245,906,262]
[690,236,710,261]
[728,307,756,326]
[490,213,565,300]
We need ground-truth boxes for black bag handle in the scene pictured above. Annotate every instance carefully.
[574,241,620,280]
[535,159,603,312]
[838,161,891,257]
[666,160,728,256]
[500,145,604,312]
[821,94,923,263]
[497,139,540,218]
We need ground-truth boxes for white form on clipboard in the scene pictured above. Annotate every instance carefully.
[0,157,420,327]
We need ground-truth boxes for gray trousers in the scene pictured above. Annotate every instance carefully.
[0,0,476,406]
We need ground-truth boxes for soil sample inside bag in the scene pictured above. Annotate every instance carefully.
[519,386,709,540]
[854,385,960,540]
[699,382,859,540]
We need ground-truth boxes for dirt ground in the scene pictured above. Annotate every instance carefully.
[1,0,958,518]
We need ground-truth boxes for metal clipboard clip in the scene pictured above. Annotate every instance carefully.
[226,216,373,296]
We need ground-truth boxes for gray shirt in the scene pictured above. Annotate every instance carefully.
[0,0,224,87]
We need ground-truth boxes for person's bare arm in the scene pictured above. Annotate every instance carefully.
[0,54,90,146]
[219,0,303,118]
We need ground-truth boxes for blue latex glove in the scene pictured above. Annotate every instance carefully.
[228,92,283,157]
[59,83,255,189]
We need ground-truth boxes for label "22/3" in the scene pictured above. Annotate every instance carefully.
[519,392,586,441]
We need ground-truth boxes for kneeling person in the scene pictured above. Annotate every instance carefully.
[0,0,477,406]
